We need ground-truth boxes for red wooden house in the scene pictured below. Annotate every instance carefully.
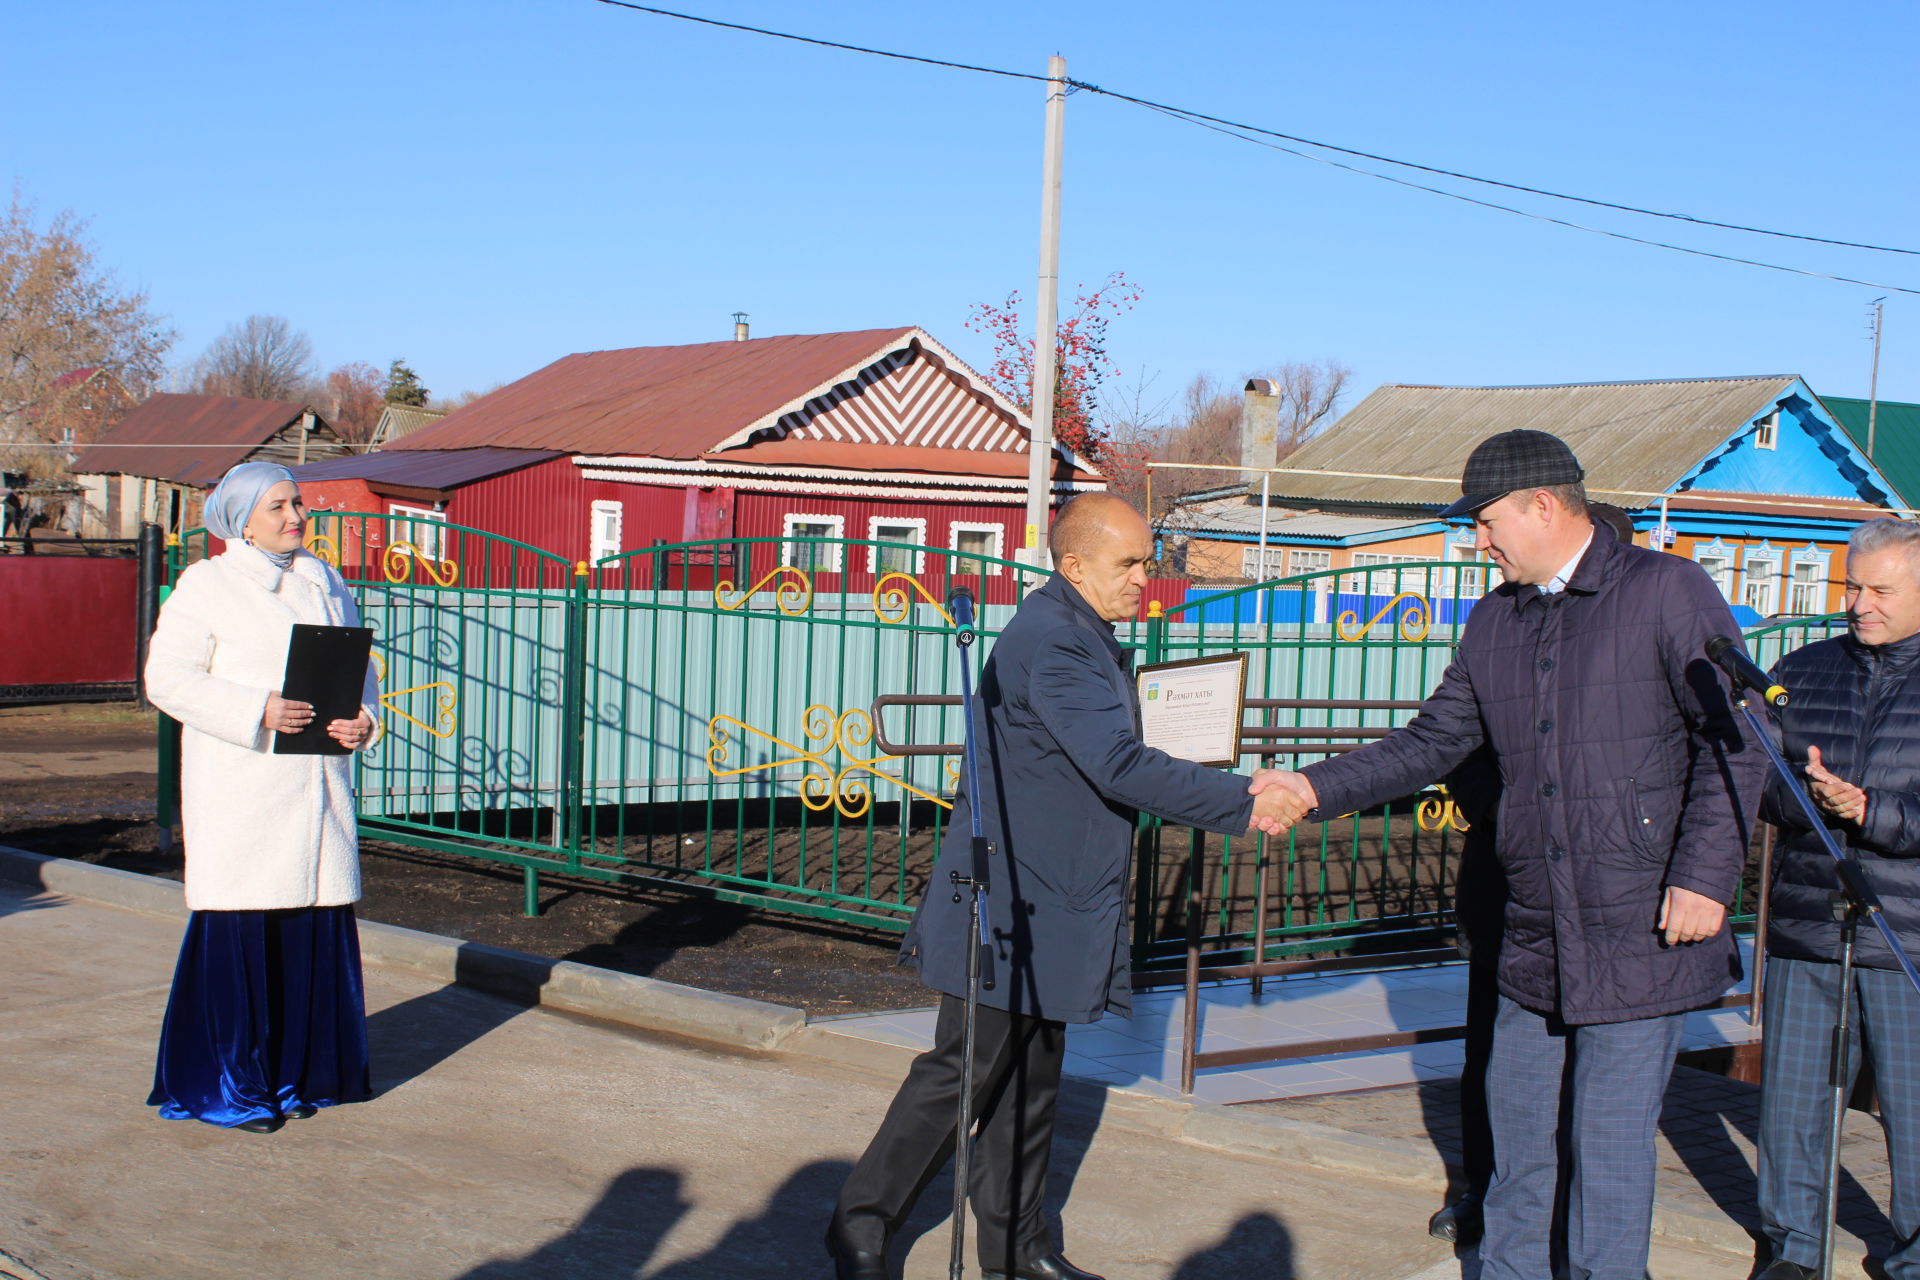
[295,327,1103,598]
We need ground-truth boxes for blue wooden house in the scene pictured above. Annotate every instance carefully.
[1177,374,1907,626]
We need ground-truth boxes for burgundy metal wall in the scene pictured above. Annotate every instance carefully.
[581,478,691,553]
[443,457,589,563]
[0,557,138,685]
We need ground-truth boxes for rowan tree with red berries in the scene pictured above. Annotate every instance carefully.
[965,271,1139,464]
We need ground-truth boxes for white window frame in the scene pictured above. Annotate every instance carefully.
[389,502,447,559]
[1286,547,1332,578]
[589,499,623,563]
[1444,537,1489,599]
[782,512,845,573]
[1694,538,1737,602]
[866,516,927,576]
[1754,410,1779,451]
[1789,547,1832,615]
[1241,544,1292,580]
[949,521,1005,577]
[1741,544,1780,616]
[1343,551,1437,594]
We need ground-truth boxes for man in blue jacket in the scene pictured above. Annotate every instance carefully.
[1754,518,1920,1280]
[1267,430,1763,1280]
[825,493,1305,1280]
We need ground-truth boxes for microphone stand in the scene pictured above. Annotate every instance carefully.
[1730,685,1920,1280]
[946,588,995,1280]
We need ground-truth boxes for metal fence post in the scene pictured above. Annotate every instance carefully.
[154,533,183,851]
[1133,600,1170,958]
[134,522,163,710]
[547,559,593,915]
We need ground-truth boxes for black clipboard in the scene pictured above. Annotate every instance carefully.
[272,624,375,755]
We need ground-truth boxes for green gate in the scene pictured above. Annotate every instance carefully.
[162,522,1845,957]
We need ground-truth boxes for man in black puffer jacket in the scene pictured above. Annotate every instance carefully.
[1269,430,1764,1280]
[1755,518,1920,1280]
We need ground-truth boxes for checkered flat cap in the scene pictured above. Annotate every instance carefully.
[1439,429,1586,518]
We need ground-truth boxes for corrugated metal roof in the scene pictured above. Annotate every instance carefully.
[1826,395,1920,510]
[1272,376,1798,507]
[290,447,563,490]
[1176,495,1431,541]
[371,403,446,446]
[388,328,943,458]
[69,393,314,486]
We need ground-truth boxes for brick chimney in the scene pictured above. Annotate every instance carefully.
[1240,378,1281,477]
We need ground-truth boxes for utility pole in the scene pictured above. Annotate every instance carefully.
[1021,54,1067,569]
[1868,297,1887,459]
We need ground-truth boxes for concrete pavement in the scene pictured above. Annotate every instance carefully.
[0,877,1761,1279]
[1,878,1472,1279]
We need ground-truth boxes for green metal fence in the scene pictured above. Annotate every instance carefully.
[162,519,1845,966]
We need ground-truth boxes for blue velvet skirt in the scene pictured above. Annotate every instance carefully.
[148,905,372,1127]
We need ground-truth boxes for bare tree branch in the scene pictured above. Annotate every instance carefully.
[0,184,174,478]
[189,315,316,402]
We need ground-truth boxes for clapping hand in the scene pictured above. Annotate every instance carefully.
[1246,769,1319,836]
[1805,745,1867,825]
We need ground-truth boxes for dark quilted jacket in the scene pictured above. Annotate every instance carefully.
[1764,630,1920,969]
[1303,521,1765,1024]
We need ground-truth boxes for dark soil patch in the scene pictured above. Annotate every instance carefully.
[1,703,1539,1014]
[0,706,927,1016]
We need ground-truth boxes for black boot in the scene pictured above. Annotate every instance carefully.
[1427,1189,1483,1245]
[824,1219,888,1280]
[981,1254,1105,1280]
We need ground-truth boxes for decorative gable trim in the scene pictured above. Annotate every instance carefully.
[1675,378,1900,508]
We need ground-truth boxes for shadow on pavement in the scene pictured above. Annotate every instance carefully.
[1169,1211,1297,1278]
[0,880,66,922]
[650,1159,850,1277]
[366,944,555,1093]
[1656,1069,1894,1260]
[455,1167,689,1279]
[450,1159,853,1279]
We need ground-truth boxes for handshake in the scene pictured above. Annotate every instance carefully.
[1244,769,1319,837]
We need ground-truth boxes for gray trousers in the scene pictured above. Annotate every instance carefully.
[1481,995,1685,1280]
[1759,955,1920,1277]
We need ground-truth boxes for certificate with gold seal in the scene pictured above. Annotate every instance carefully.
[1135,653,1249,768]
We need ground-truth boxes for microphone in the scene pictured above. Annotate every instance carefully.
[948,586,977,647]
[1705,635,1788,707]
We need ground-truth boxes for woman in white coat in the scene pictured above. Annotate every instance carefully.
[143,461,380,1134]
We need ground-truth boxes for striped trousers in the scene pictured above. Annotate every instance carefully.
[1480,996,1685,1280]
[1758,955,1920,1278]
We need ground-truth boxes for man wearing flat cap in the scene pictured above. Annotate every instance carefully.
[1267,430,1764,1280]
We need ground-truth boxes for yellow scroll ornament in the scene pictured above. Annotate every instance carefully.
[714,565,813,616]
[1336,591,1432,642]
[706,703,953,818]
[872,572,955,626]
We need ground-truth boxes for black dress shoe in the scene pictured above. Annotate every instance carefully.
[1755,1260,1816,1280]
[285,1105,318,1120]
[1427,1190,1483,1245]
[232,1117,283,1134]
[981,1254,1105,1280]
[824,1223,888,1280]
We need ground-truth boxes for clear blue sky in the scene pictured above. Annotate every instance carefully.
[5,0,1916,418]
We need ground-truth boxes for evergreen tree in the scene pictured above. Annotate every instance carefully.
[384,358,428,407]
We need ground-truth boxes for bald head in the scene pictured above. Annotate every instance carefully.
[1051,493,1146,561]
[1051,493,1153,621]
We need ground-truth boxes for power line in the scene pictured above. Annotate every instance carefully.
[1133,102,1920,297]
[586,0,1055,85]
[588,0,1920,287]
[1088,87,1917,259]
